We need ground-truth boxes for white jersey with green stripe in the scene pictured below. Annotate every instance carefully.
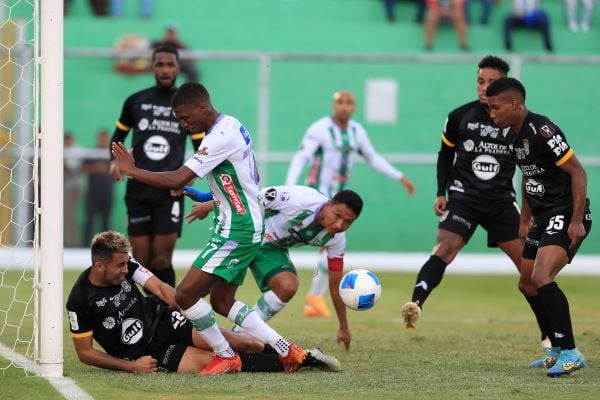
[286,116,404,198]
[184,114,263,243]
[261,185,345,258]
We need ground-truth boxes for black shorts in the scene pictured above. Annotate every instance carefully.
[145,308,194,372]
[438,198,520,247]
[523,200,592,263]
[125,181,184,237]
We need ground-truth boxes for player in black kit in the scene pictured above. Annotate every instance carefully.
[66,231,340,374]
[486,77,591,377]
[401,57,548,352]
[109,46,204,287]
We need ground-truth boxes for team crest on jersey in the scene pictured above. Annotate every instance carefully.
[463,139,475,152]
[103,317,116,330]
[196,147,208,155]
[280,192,291,201]
[540,125,555,138]
[264,188,277,201]
[219,174,247,215]
[121,280,132,293]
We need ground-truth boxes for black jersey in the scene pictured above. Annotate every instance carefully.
[441,100,517,203]
[116,86,189,171]
[66,259,164,360]
[505,112,575,215]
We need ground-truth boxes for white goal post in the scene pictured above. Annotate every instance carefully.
[0,0,64,378]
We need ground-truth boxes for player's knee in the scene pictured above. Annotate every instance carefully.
[530,270,551,289]
[151,255,172,271]
[269,274,298,302]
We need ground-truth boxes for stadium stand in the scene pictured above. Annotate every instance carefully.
[63,0,599,252]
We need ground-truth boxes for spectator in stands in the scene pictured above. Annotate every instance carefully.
[465,0,496,25]
[503,0,553,52]
[382,0,427,23]
[424,0,469,51]
[564,0,595,32]
[111,0,152,18]
[64,132,84,247]
[81,130,114,246]
[151,23,199,82]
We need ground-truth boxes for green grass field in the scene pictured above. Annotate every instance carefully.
[2,269,600,399]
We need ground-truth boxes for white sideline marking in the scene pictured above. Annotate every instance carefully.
[0,343,93,400]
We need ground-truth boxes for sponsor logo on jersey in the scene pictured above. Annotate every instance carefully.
[476,141,510,156]
[471,154,500,180]
[103,316,116,330]
[521,164,545,177]
[162,344,176,366]
[143,135,171,161]
[68,311,79,331]
[463,139,475,152]
[96,297,107,308]
[264,188,277,201]
[546,135,569,157]
[448,179,464,193]
[280,192,291,201]
[239,125,251,145]
[525,179,545,196]
[467,122,479,131]
[196,147,208,155]
[479,124,499,139]
[220,174,247,215]
[121,318,144,345]
[514,139,530,160]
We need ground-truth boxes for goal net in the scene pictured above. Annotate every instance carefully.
[0,0,64,377]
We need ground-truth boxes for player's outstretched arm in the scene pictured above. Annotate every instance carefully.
[400,176,416,196]
[111,142,196,189]
[72,335,158,373]
[328,260,351,350]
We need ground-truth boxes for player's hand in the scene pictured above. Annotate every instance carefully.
[336,327,351,350]
[131,355,158,373]
[170,189,184,197]
[433,196,447,216]
[111,142,135,176]
[567,221,586,249]
[109,160,123,181]
[185,201,213,223]
[400,177,416,196]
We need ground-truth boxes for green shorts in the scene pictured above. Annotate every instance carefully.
[249,245,297,292]
[192,233,261,286]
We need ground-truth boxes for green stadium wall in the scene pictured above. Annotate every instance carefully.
[63,0,599,253]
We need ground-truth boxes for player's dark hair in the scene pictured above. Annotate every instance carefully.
[171,82,210,108]
[486,77,526,100]
[332,190,364,217]
[478,55,510,76]
[152,45,180,63]
[91,231,131,264]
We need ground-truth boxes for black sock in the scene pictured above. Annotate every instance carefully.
[411,255,448,309]
[538,282,576,350]
[524,294,555,346]
[240,352,283,372]
[153,266,176,287]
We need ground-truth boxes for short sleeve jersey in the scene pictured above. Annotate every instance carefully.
[66,259,162,360]
[117,86,194,173]
[287,117,402,198]
[260,185,346,258]
[505,112,575,215]
[184,114,263,243]
[443,100,517,203]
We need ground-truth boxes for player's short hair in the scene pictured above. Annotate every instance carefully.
[91,231,131,264]
[332,190,364,217]
[478,55,510,76]
[152,45,180,63]
[171,82,210,108]
[486,77,526,100]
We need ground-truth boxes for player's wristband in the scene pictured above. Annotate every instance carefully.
[183,186,213,202]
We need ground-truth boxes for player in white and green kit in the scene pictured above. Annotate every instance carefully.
[185,185,364,349]
[112,83,308,375]
[285,91,415,318]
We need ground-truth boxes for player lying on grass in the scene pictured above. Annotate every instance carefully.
[184,185,363,350]
[66,231,340,374]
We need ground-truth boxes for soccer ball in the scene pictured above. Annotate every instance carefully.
[339,269,382,311]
